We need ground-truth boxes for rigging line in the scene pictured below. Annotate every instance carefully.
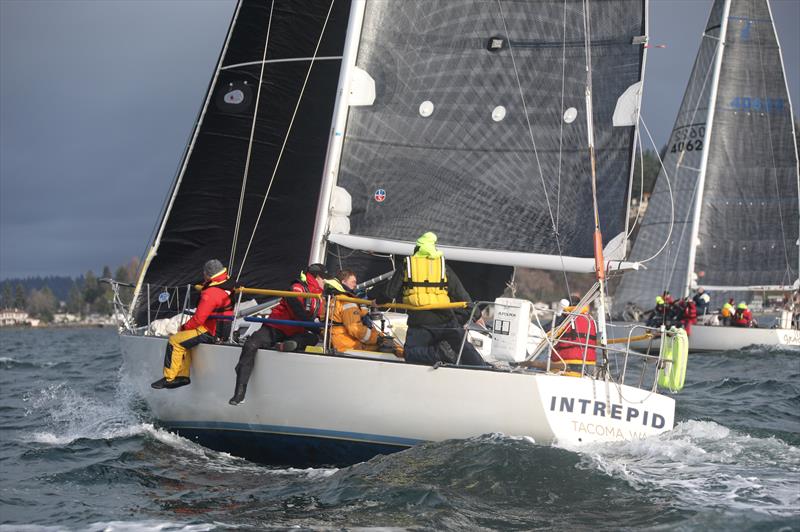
[235,0,336,282]
[229,0,275,271]
[756,32,794,279]
[637,118,676,265]
[495,0,571,297]
[623,128,646,239]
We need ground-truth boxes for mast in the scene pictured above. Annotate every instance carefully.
[683,0,732,298]
[128,1,243,322]
[308,0,367,265]
[582,0,610,347]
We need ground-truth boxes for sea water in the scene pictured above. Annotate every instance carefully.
[1,327,798,531]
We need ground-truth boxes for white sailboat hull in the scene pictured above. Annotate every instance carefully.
[687,324,800,352]
[617,323,800,352]
[120,334,675,465]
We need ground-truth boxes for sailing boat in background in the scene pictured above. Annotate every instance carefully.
[119,0,684,466]
[615,0,800,351]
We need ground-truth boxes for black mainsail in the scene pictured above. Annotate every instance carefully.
[616,0,800,310]
[132,0,351,324]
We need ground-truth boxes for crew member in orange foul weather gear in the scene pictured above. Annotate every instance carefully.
[326,270,381,352]
[151,259,233,390]
[325,270,402,356]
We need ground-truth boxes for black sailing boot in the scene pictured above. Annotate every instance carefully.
[164,376,191,389]
[229,372,247,406]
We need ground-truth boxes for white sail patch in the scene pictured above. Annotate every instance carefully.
[348,67,375,107]
[328,186,352,235]
[612,81,642,127]
[492,106,506,122]
[419,100,434,117]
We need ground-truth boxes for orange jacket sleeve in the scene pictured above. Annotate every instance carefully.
[342,304,379,346]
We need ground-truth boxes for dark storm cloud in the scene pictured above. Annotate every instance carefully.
[0,0,797,279]
[1,0,236,278]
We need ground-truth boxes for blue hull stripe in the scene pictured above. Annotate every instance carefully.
[160,422,421,466]
[163,420,423,447]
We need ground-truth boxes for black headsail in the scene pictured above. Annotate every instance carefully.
[132,0,351,325]
[325,0,646,272]
[615,0,799,310]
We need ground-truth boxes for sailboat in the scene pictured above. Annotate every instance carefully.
[119,0,684,466]
[614,0,800,352]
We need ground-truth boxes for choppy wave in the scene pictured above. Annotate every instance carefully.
[0,522,218,532]
[2,328,800,530]
[0,356,64,369]
[577,420,800,517]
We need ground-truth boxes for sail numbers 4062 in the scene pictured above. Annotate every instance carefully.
[669,124,705,154]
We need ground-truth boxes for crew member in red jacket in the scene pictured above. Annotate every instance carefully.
[228,263,327,405]
[732,302,754,327]
[151,259,233,389]
[680,298,698,336]
[551,303,597,375]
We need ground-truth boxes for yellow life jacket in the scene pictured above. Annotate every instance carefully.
[402,255,450,307]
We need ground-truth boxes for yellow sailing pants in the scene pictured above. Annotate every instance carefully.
[162,326,213,380]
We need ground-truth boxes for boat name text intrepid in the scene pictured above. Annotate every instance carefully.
[550,395,667,429]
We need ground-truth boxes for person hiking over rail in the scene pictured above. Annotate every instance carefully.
[151,259,233,390]
[228,263,327,406]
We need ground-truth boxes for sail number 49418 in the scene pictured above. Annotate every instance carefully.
[729,96,784,112]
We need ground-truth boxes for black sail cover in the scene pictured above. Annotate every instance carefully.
[615,0,799,311]
[334,1,646,258]
[133,0,351,325]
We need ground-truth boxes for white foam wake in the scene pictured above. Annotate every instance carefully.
[22,381,339,478]
[576,420,800,516]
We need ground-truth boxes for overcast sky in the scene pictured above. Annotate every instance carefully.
[1,0,798,279]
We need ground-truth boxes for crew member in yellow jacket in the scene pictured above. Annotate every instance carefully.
[375,231,487,367]
[325,270,388,352]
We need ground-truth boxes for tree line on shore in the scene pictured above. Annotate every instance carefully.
[1,258,140,323]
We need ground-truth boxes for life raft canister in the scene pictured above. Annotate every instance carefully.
[402,255,450,307]
[658,326,689,392]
